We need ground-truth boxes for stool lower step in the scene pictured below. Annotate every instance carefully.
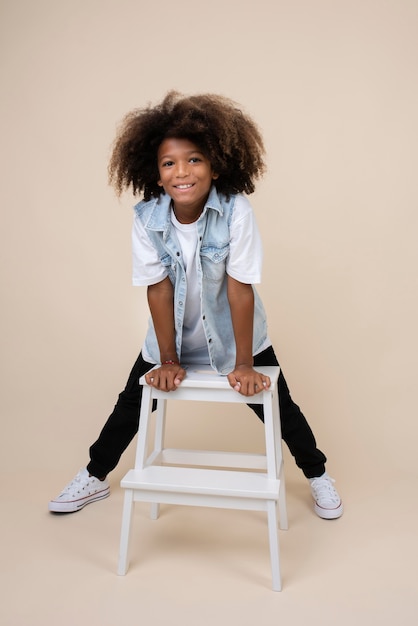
[122,466,280,500]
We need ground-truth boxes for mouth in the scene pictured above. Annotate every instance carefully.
[174,183,194,190]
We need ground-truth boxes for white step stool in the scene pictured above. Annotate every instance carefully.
[117,364,288,591]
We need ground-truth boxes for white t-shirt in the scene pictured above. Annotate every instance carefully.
[132,194,268,364]
[171,213,208,363]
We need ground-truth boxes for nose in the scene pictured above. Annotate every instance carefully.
[175,160,189,178]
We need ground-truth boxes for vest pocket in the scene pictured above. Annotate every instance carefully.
[200,244,229,282]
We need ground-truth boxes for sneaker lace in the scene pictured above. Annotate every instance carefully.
[310,475,340,505]
[60,471,89,496]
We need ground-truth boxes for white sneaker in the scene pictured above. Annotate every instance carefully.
[49,468,110,513]
[309,472,343,519]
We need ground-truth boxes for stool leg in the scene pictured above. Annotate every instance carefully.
[148,398,167,520]
[267,499,282,591]
[150,502,160,520]
[263,389,277,478]
[134,386,154,469]
[117,489,134,575]
[264,383,284,589]
[271,382,288,531]
[153,398,167,456]
[278,468,288,531]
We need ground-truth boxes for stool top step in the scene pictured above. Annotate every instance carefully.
[140,364,280,390]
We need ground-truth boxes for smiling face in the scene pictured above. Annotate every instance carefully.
[157,137,218,223]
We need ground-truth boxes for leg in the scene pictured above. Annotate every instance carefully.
[87,352,155,478]
[251,347,343,519]
[250,346,327,479]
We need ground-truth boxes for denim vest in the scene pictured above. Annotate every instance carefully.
[134,186,268,374]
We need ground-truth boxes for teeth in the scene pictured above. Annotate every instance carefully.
[176,184,193,189]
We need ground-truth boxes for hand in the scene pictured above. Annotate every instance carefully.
[144,363,186,392]
[227,365,271,397]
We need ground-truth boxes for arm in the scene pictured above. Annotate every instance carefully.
[227,275,270,396]
[144,276,186,391]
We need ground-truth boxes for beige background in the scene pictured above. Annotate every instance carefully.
[1,0,417,624]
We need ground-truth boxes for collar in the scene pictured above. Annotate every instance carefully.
[145,185,224,232]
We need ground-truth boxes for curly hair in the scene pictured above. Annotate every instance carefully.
[108,91,266,201]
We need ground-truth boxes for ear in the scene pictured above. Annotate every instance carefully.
[157,180,164,187]
[212,172,219,180]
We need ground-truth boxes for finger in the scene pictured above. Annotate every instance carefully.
[262,375,271,389]
[253,376,271,393]
[227,374,239,390]
[173,368,186,386]
[161,375,175,392]
[145,372,157,386]
[238,380,252,396]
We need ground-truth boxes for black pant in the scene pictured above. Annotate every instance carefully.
[87,346,327,479]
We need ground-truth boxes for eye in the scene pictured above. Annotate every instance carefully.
[189,156,201,163]
[161,160,174,168]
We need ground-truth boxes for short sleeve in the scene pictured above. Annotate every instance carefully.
[132,214,168,286]
[226,195,263,284]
